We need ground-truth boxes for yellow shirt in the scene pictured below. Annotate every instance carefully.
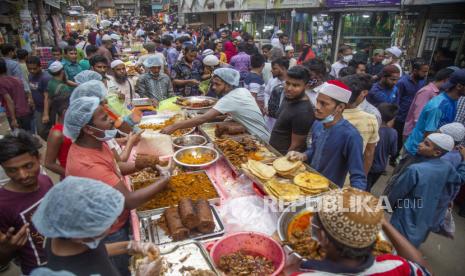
[343,107,380,151]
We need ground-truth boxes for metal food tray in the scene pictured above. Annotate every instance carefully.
[138,204,225,245]
[138,114,196,136]
[175,96,218,110]
[135,170,221,218]
[159,240,219,275]
[277,200,396,260]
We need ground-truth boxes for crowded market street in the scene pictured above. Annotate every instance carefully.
[1,0,465,275]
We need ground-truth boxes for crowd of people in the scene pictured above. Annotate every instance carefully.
[1,16,465,275]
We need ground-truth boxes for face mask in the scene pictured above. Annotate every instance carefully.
[342,55,353,63]
[88,125,118,141]
[382,57,392,65]
[82,237,104,249]
[319,114,335,124]
[307,79,319,87]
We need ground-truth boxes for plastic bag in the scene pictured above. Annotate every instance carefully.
[442,207,456,239]
[219,196,278,236]
[158,97,181,112]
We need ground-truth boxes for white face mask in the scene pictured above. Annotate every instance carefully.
[342,55,353,63]
[382,57,392,65]
[88,125,118,142]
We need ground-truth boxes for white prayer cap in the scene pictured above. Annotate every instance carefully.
[439,122,465,142]
[234,36,242,41]
[203,55,219,67]
[48,61,63,73]
[315,80,352,104]
[110,59,125,69]
[276,30,284,34]
[202,49,214,57]
[385,46,402,58]
[285,45,294,52]
[427,133,455,152]
[102,34,112,41]
[110,34,120,40]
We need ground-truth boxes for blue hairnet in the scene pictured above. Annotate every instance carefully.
[32,176,125,239]
[69,80,107,103]
[213,68,240,86]
[74,70,103,84]
[31,268,76,276]
[63,96,100,142]
[143,55,164,68]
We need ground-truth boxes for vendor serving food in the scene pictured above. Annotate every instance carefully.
[161,68,270,142]
[63,96,172,275]
[292,188,432,275]
[31,177,162,276]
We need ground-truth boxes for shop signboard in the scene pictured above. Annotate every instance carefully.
[326,0,400,7]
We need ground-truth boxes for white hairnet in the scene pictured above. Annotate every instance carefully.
[63,96,101,142]
[143,55,164,68]
[32,176,125,239]
[213,68,240,86]
[70,80,107,103]
[74,70,103,84]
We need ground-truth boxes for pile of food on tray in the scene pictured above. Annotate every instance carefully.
[214,122,247,138]
[218,251,275,276]
[159,198,216,241]
[175,97,217,109]
[132,171,219,211]
[138,114,194,137]
[130,167,159,187]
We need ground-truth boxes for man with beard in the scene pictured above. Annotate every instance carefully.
[287,80,366,190]
[0,130,53,274]
[269,66,314,155]
[161,68,270,141]
[265,57,289,131]
[135,56,173,104]
[367,65,401,106]
[90,55,110,87]
[107,60,139,115]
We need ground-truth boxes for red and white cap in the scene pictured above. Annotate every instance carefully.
[315,80,352,103]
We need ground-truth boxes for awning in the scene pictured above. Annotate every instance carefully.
[45,0,61,9]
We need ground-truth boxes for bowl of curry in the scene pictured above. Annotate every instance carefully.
[173,146,219,169]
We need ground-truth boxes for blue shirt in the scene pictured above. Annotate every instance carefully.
[62,59,83,82]
[371,126,398,173]
[396,75,426,122]
[367,82,398,107]
[305,119,367,190]
[28,71,51,113]
[389,158,465,247]
[404,92,457,155]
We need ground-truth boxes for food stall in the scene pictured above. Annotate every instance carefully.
[127,97,395,275]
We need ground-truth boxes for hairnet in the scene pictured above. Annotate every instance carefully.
[213,68,240,86]
[143,55,164,68]
[70,80,107,103]
[32,176,125,239]
[63,96,101,142]
[74,70,103,84]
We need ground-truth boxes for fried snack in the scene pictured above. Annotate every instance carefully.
[218,251,275,276]
[164,207,189,241]
[176,98,216,108]
[195,199,215,234]
[130,168,159,185]
[285,230,326,260]
[138,115,193,137]
[372,236,394,256]
[134,172,218,210]
[215,139,248,167]
[178,198,199,230]
[178,149,215,165]
[215,123,246,138]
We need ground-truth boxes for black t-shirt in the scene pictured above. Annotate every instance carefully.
[270,97,314,155]
[45,240,120,276]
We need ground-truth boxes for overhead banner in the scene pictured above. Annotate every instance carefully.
[326,0,400,7]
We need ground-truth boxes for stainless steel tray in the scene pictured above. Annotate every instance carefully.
[139,204,225,245]
[175,96,217,110]
[277,200,395,260]
[159,240,219,275]
[134,170,221,218]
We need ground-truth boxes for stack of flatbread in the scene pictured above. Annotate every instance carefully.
[242,160,276,180]
[272,157,306,179]
[293,172,330,195]
[264,179,301,202]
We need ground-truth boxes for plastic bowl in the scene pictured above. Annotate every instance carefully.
[209,231,286,276]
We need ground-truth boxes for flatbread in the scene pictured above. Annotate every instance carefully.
[273,157,302,173]
[247,160,276,179]
[266,180,301,201]
[294,172,330,190]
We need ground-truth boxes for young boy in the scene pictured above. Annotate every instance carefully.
[79,44,98,70]
[62,46,82,82]
[244,54,266,113]
[48,46,62,67]
[388,133,465,247]
[16,49,29,84]
[367,103,398,191]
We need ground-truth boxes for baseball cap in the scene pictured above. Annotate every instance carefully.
[442,69,465,90]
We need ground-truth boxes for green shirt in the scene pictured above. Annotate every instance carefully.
[62,59,83,82]
[46,78,73,99]
[79,59,90,70]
